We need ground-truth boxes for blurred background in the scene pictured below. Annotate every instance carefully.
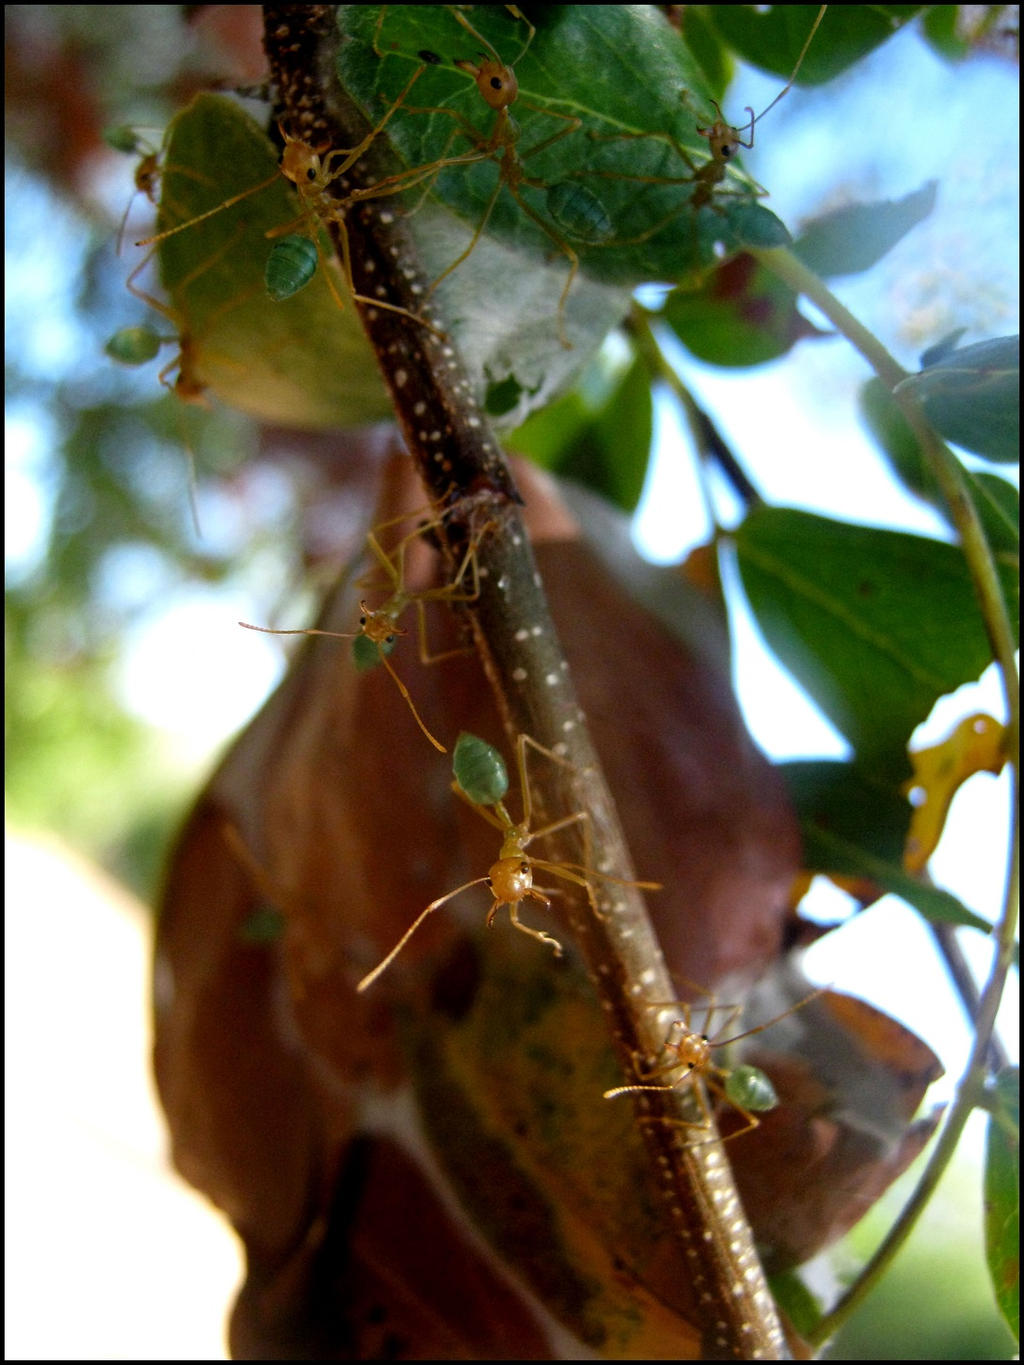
[5,5,1018,1358]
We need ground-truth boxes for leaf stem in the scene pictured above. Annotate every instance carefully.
[628,305,762,513]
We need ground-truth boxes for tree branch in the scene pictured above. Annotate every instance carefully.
[261,6,791,1356]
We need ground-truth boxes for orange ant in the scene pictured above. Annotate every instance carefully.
[349,5,586,348]
[105,125,165,253]
[548,5,827,240]
[120,207,269,410]
[686,6,826,209]
[604,984,823,1144]
[136,75,440,332]
[107,238,256,530]
[240,508,492,754]
[357,730,660,991]
[114,98,408,439]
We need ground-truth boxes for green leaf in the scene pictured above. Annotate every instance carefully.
[783,760,910,866]
[337,5,790,292]
[860,376,931,498]
[735,507,1018,785]
[708,5,923,84]
[859,378,1020,562]
[793,182,937,278]
[920,6,971,61]
[510,355,652,513]
[969,473,1020,557]
[787,790,994,935]
[152,91,618,434]
[152,94,392,429]
[896,336,1020,463]
[781,759,994,931]
[677,6,735,100]
[665,252,829,367]
[767,1269,823,1340]
[984,1067,1020,1341]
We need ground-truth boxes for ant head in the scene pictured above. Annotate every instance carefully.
[134,153,161,197]
[455,53,519,110]
[278,134,323,187]
[358,601,407,646]
[696,101,755,160]
[695,5,826,163]
[158,336,208,407]
[276,123,335,183]
[173,372,208,406]
[488,855,533,903]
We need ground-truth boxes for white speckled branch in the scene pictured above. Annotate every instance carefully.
[262,8,789,1356]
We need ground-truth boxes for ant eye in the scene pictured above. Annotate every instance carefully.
[359,616,367,626]
[384,633,395,645]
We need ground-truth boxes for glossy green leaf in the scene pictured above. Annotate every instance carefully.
[801,829,993,933]
[336,9,646,422]
[157,87,628,432]
[984,1067,1020,1341]
[735,507,1019,785]
[896,335,1020,463]
[793,181,937,278]
[860,376,930,497]
[969,474,1020,556]
[152,93,392,428]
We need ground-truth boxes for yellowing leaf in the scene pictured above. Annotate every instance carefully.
[902,713,1007,873]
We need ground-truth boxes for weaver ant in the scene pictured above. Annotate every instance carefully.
[605,983,823,1144]
[357,730,659,990]
[240,508,491,754]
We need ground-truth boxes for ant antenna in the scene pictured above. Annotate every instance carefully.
[750,5,827,130]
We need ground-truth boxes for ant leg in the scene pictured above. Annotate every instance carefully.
[502,889,564,956]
